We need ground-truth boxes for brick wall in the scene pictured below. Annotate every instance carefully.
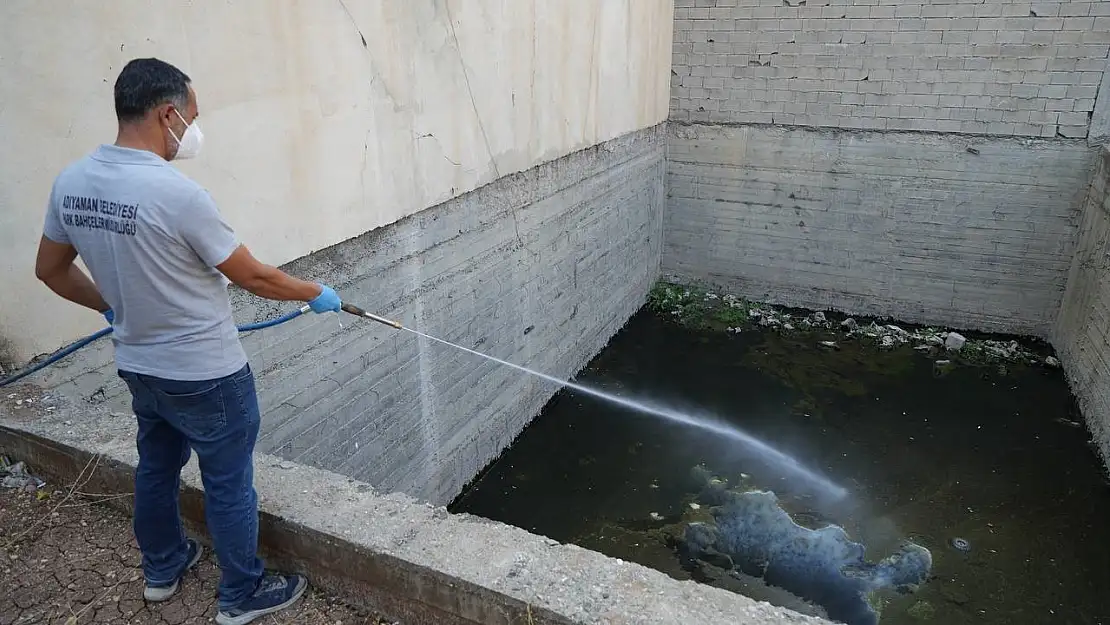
[664,123,1098,335]
[671,0,1110,138]
[44,126,666,506]
[1055,147,1110,466]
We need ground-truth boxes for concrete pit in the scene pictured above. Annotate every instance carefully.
[3,132,1108,625]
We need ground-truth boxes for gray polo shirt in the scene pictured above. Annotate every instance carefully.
[43,144,248,381]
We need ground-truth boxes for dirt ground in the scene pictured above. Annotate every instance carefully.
[0,482,390,625]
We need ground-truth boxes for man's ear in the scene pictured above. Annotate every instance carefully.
[156,103,174,127]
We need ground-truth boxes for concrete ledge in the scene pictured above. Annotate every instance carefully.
[0,396,829,625]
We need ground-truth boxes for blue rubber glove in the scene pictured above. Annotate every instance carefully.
[308,284,342,313]
[102,308,115,324]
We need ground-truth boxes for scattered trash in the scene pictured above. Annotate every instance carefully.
[1,457,47,492]
[945,332,967,351]
[650,512,664,521]
[950,537,971,552]
[649,282,1061,371]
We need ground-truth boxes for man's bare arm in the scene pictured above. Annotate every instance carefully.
[216,244,324,302]
[34,236,110,313]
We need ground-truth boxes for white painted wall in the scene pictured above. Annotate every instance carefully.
[0,0,673,366]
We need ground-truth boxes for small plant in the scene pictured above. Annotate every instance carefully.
[648,282,711,328]
[713,304,749,327]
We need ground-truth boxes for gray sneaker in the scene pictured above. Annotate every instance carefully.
[144,538,203,602]
[215,573,308,625]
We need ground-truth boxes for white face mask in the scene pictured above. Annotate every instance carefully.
[168,108,204,160]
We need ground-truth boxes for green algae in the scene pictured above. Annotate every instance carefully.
[907,600,936,620]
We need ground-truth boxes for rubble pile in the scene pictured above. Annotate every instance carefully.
[648,283,1060,369]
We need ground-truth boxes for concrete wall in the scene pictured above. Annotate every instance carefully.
[37,126,667,505]
[0,0,673,367]
[665,0,1107,336]
[1056,147,1110,466]
[664,124,1097,335]
[671,0,1110,138]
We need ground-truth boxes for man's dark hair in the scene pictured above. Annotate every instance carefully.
[113,58,191,123]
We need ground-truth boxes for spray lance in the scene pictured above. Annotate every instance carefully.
[340,302,404,329]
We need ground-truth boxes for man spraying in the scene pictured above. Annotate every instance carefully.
[34,57,340,625]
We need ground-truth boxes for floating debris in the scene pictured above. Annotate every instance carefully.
[950,537,971,552]
[944,332,967,351]
[682,468,932,625]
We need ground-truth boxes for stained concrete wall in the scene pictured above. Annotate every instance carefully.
[664,123,1097,336]
[671,0,1110,138]
[1056,147,1110,466]
[0,0,673,367]
[665,0,1107,336]
[36,126,666,505]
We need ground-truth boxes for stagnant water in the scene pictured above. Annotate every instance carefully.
[450,308,1110,624]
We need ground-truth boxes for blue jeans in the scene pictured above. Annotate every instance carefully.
[118,363,264,609]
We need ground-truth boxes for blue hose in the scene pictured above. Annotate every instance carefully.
[0,304,312,388]
[236,305,311,331]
